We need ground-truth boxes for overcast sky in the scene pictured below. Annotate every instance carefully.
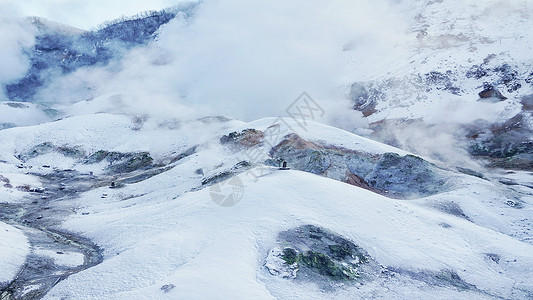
[0,0,196,29]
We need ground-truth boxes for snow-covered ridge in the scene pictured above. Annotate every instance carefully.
[0,111,530,298]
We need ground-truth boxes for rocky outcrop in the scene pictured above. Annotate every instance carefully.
[522,94,533,110]
[468,114,533,170]
[350,82,378,117]
[426,200,470,220]
[17,144,159,174]
[268,134,331,175]
[265,225,381,284]
[365,152,446,197]
[220,129,265,147]
[268,133,448,198]
[351,59,527,120]
[467,62,523,93]
[424,71,462,95]
[201,161,251,186]
[265,225,488,296]
[19,142,85,161]
[84,150,155,173]
[478,83,507,101]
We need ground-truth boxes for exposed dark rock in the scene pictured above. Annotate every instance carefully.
[231,160,252,170]
[344,171,381,193]
[269,134,330,175]
[267,226,487,295]
[526,72,533,85]
[0,175,10,186]
[434,270,476,290]
[169,146,198,164]
[20,142,55,160]
[467,63,522,93]
[456,167,485,179]
[478,83,507,101]
[430,201,470,220]
[467,114,533,170]
[522,94,533,110]
[487,154,533,170]
[0,123,16,130]
[299,251,356,279]
[485,253,500,264]
[84,150,111,164]
[269,134,448,198]
[115,166,171,184]
[424,71,461,95]
[19,143,86,161]
[220,129,264,147]
[201,161,251,186]
[4,102,29,109]
[160,284,175,293]
[499,178,519,186]
[466,65,488,79]
[365,153,446,197]
[84,150,154,173]
[57,145,85,159]
[107,152,153,173]
[493,64,521,92]
[350,82,378,117]
[281,248,299,265]
[265,225,380,284]
[505,199,522,209]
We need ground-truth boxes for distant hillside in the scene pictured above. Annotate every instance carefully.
[4,4,197,101]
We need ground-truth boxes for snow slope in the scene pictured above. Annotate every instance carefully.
[347,0,533,123]
[44,168,532,299]
[0,111,529,299]
[5,112,526,299]
[0,222,30,287]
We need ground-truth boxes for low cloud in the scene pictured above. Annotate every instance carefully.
[35,0,410,127]
[0,4,35,100]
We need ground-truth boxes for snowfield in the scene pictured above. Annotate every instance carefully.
[44,168,532,299]
[0,222,30,287]
[0,111,530,299]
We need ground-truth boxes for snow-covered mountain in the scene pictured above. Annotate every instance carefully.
[347,0,533,170]
[0,1,532,299]
[5,4,196,102]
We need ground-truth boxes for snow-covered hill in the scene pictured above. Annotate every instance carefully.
[0,113,531,299]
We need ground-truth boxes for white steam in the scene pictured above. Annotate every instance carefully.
[35,0,409,127]
[0,4,35,100]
